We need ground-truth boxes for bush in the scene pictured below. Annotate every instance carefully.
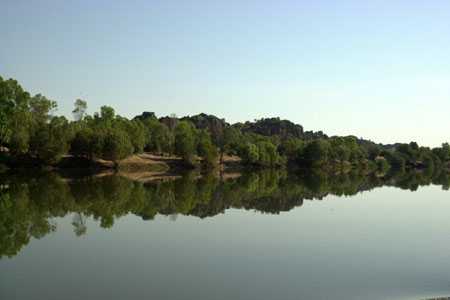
[101,129,134,162]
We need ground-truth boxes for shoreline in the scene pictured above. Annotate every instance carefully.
[0,152,245,182]
[2,151,450,185]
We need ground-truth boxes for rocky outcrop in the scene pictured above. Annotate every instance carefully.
[239,117,304,139]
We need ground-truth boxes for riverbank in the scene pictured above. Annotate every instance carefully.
[0,152,243,180]
[2,150,450,184]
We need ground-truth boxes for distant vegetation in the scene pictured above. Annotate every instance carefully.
[1,75,450,173]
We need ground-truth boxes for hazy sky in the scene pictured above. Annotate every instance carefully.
[1,1,450,146]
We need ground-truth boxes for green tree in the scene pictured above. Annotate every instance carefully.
[0,77,31,109]
[432,143,450,162]
[71,127,96,159]
[9,111,31,155]
[383,150,406,171]
[144,119,174,154]
[29,116,72,164]
[118,118,146,154]
[240,142,259,165]
[256,141,281,167]
[219,126,242,163]
[366,144,381,160]
[29,94,57,126]
[174,121,197,166]
[197,130,218,168]
[0,111,11,147]
[101,129,134,163]
[302,139,331,166]
[95,106,115,127]
[279,138,304,161]
[0,77,31,153]
[100,106,115,121]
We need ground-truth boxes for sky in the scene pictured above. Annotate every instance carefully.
[1,0,450,147]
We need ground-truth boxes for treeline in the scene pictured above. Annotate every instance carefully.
[279,138,450,173]
[0,77,218,168]
[1,76,450,172]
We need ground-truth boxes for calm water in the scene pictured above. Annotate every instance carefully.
[1,170,450,300]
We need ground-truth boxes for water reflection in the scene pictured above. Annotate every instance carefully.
[1,168,450,259]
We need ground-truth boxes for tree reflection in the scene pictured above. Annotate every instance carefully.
[1,167,450,258]
[72,213,87,237]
